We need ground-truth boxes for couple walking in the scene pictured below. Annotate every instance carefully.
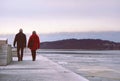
[13,29,40,61]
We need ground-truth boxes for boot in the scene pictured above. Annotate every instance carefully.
[32,54,34,61]
[17,53,21,61]
[33,53,36,61]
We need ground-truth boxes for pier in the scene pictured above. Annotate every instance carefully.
[0,48,89,81]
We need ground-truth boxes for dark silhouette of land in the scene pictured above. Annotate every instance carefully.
[41,39,120,50]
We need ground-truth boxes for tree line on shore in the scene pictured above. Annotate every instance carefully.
[40,39,120,50]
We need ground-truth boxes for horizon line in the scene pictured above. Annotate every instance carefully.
[0,30,120,35]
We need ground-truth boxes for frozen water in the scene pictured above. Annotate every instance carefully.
[39,49,120,81]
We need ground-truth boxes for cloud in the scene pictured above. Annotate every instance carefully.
[0,0,120,18]
[0,0,120,34]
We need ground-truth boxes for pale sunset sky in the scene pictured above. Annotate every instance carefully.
[0,0,120,34]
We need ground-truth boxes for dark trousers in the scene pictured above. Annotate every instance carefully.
[17,47,24,61]
[31,50,36,61]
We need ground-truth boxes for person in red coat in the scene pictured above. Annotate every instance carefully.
[28,31,40,61]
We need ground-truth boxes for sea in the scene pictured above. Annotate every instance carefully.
[38,49,120,81]
[0,31,120,46]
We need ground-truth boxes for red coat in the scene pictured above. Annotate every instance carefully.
[28,34,40,50]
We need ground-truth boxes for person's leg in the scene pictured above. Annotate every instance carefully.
[21,47,24,61]
[17,47,20,61]
[33,50,36,61]
[31,50,36,61]
[31,50,34,61]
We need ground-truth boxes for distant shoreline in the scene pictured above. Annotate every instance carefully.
[40,39,120,50]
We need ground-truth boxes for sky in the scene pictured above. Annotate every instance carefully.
[0,0,120,34]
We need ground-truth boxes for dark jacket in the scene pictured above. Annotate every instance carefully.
[13,32,26,48]
[28,34,40,50]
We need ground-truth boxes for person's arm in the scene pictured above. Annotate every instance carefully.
[28,36,32,48]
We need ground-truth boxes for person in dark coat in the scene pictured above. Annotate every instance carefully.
[28,31,40,61]
[13,29,27,61]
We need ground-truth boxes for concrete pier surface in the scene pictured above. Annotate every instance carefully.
[0,52,89,81]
